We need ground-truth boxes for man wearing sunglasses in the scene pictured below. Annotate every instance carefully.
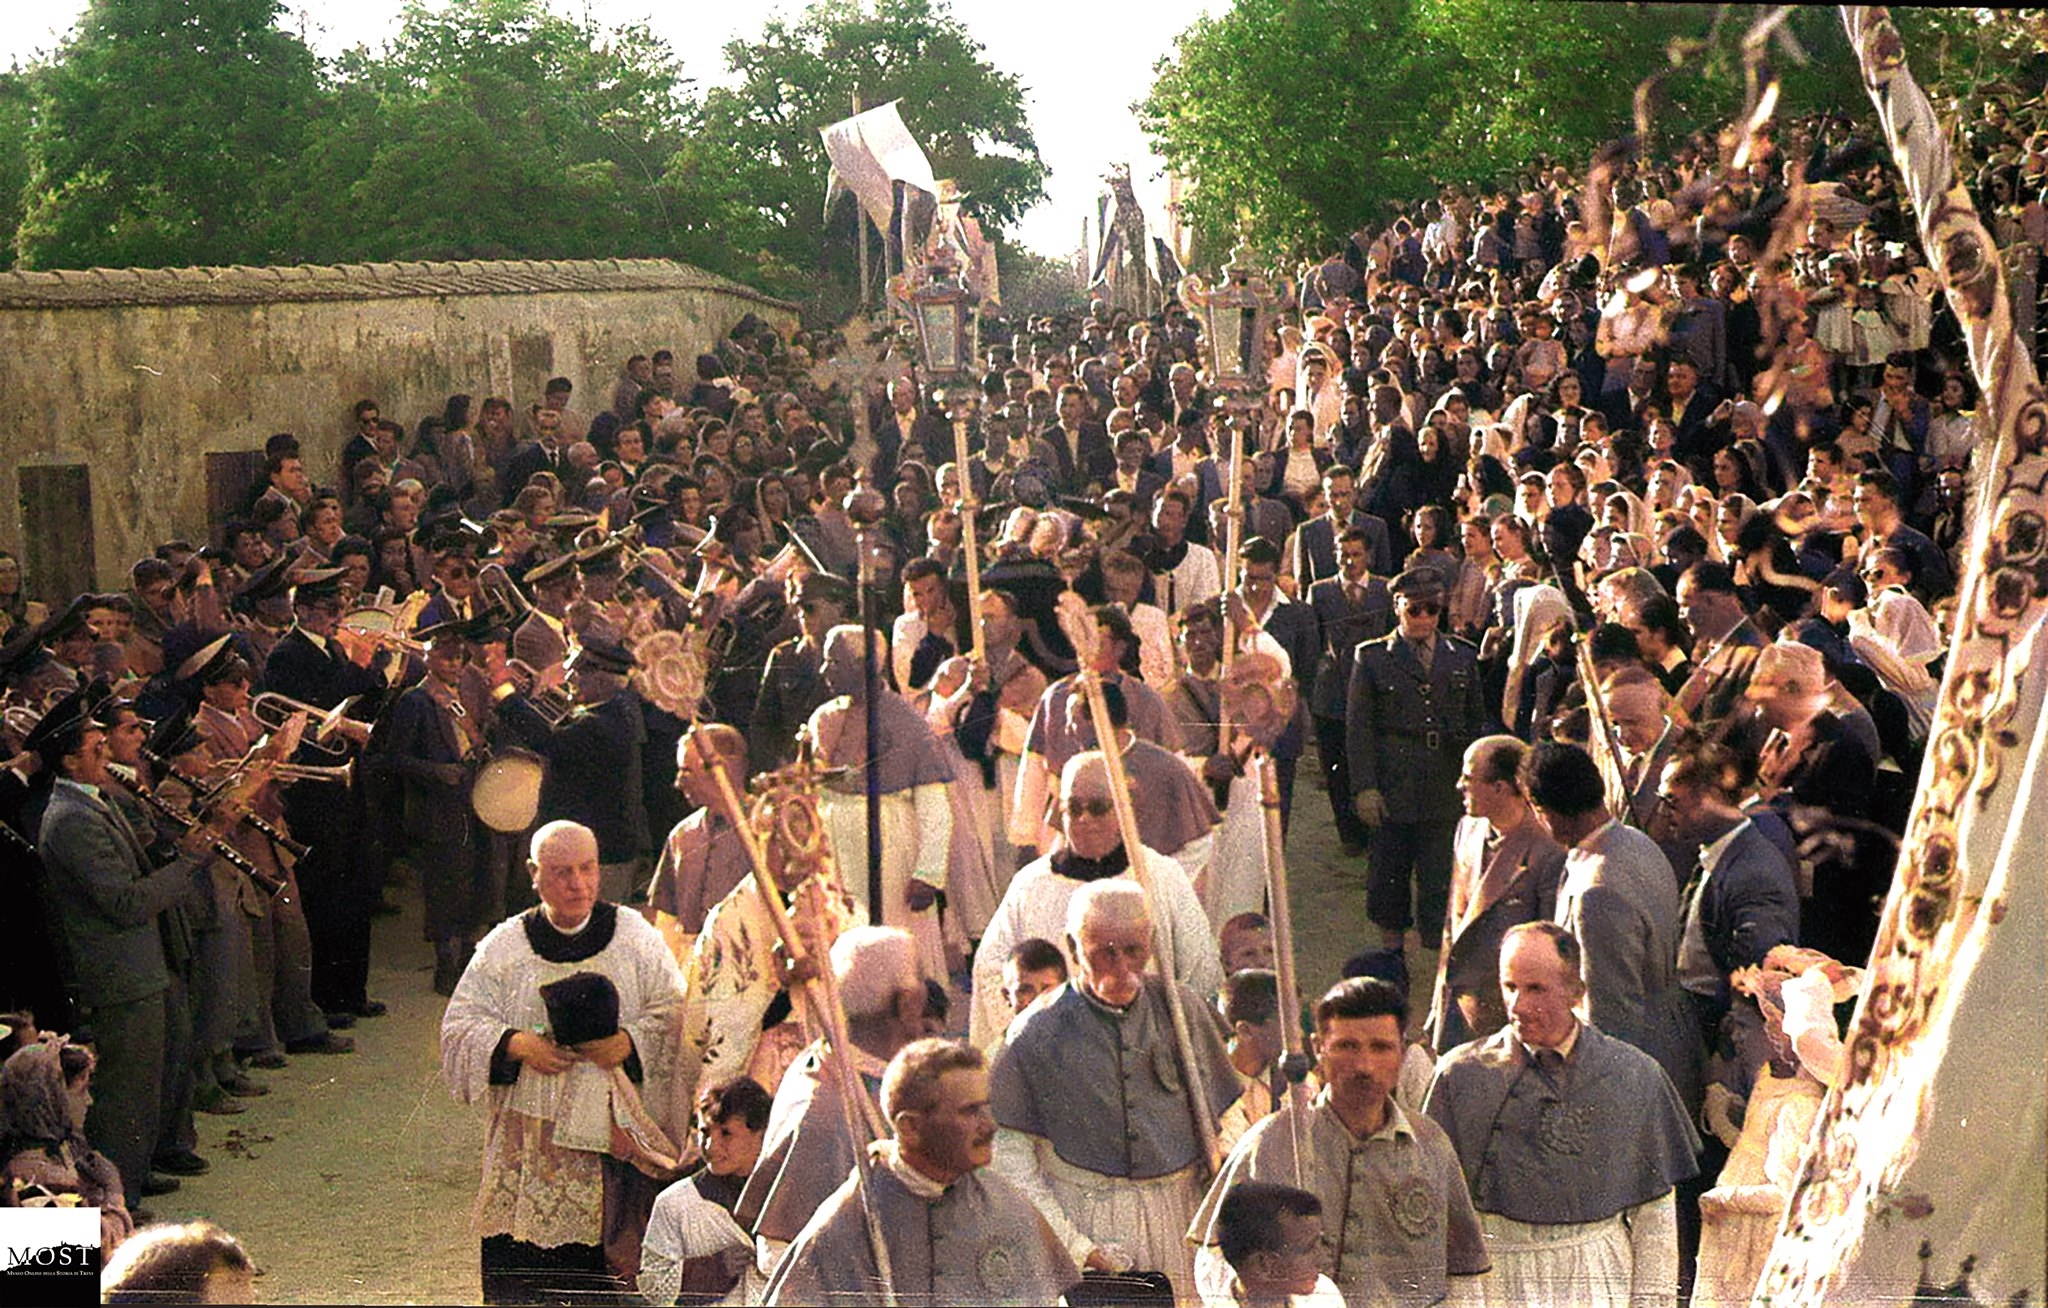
[1345,570,1485,986]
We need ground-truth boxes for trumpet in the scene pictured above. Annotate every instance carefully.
[104,770,285,897]
[268,760,355,787]
[141,747,311,860]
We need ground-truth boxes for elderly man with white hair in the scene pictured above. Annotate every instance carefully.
[969,750,1221,1051]
[736,925,930,1276]
[441,819,686,1303]
[988,879,1237,1302]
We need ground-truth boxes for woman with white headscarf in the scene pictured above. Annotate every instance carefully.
[1502,582,1572,732]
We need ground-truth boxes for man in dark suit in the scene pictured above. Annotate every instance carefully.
[501,405,570,506]
[259,569,388,1028]
[1042,384,1115,494]
[1425,735,1565,1054]
[1107,430,1167,520]
[1306,524,1396,850]
[1598,356,1661,434]
[1286,465,1395,590]
[1657,734,1801,1040]
[1346,569,1487,957]
[1673,562,1767,738]
[386,623,486,994]
[495,634,651,906]
[30,690,215,1213]
[748,573,851,773]
[872,377,950,486]
[1236,539,1317,828]
[1664,358,1724,475]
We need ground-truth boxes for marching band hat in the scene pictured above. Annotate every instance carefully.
[574,538,625,576]
[523,552,582,589]
[144,704,204,760]
[411,619,473,648]
[291,568,350,604]
[175,633,236,684]
[796,572,854,610]
[568,632,635,678]
[21,684,93,763]
[236,554,295,609]
[543,512,602,538]
[38,595,95,646]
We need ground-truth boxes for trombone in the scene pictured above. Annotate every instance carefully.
[508,660,576,726]
[250,692,358,760]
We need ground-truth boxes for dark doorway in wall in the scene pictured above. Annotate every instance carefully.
[206,450,270,543]
[17,464,95,603]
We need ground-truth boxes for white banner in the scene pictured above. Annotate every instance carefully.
[820,101,938,232]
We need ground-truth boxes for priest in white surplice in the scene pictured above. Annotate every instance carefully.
[442,820,685,1303]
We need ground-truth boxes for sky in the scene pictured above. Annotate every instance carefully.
[0,0,1215,258]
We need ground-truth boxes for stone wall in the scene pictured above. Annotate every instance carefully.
[0,258,797,595]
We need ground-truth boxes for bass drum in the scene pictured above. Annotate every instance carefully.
[472,749,545,833]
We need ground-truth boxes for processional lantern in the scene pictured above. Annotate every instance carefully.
[1180,243,1276,395]
[889,245,975,385]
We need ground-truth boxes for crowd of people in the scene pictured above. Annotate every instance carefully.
[0,87,2020,1307]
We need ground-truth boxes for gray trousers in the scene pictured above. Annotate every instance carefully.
[239,865,326,1052]
[156,965,197,1158]
[83,989,167,1208]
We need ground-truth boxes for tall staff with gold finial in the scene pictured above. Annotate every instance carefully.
[948,393,989,665]
[1058,593,1222,1177]
[707,759,895,1304]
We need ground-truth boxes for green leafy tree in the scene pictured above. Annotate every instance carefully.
[14,0,325,269]
[1139,0,1447,261]
[0,69,34,271]
[288,0,693,263]
[669,0,1048,304]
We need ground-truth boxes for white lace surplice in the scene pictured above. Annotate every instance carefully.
[441,909,683,1250]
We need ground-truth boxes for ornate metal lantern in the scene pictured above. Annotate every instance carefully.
[1179,244,1276,393]
[890,246,974,384]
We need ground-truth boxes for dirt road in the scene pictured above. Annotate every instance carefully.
[140,768,1375,1303]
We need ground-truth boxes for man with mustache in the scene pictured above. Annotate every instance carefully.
[764,1039,1079,1305]
[1190,978,1489,1307]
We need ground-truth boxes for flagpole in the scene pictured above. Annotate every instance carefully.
[852,90,870,313]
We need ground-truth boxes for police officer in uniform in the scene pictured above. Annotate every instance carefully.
[1345,569,1485,972]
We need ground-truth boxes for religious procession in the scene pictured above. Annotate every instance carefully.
[0,1,2042,1305]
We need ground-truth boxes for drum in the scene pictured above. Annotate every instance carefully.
[472,749,545,833]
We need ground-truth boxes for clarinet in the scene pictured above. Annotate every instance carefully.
[104,771,286,897]
[142,748,311,860]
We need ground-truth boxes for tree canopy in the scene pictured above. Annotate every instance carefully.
[1139,0,2043,263]
[1,0,1045,310]
[670,0,1047,306]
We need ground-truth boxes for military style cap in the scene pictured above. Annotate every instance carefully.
[292,568,350,604]
[569,632,635,677]
[523,552,582,588]
[1390,568,1446,601]
[175,633,236,684]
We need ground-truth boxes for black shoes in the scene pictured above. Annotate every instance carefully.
[350,999,388,1019]
[324,1010,357,1030]
[140,1175,180,1197]
[241,1050,289,1070]
[193,1086,247,1115]
[284,1033,355,1055]
[153,1150,210,1177]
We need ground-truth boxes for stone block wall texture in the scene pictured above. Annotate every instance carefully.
[0,258,797,593]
